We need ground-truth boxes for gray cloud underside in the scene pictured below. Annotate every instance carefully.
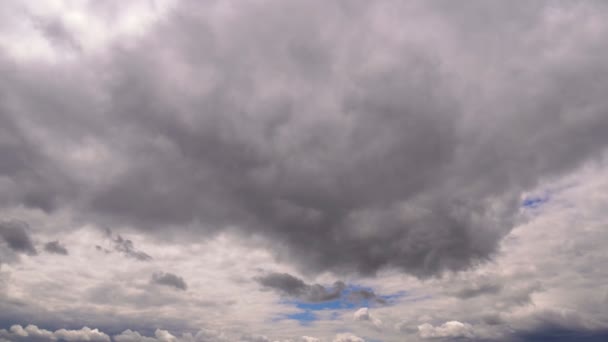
[105,230,152,261]
[0,220,37,256]
[348,289,387,305]
[255,272,345,303]
[151,272,188,291]
[1,0,608,277]
[43,240,68,255]
[255,272,387,305]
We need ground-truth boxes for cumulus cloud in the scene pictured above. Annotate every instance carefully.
[332,333,365,342]
[114,328,231,342]
[43,240,68,255]
[353,307,382,330]
[240,334,271,342]
[255,272,344,302]
[114,329,160,342]
[418,321,475,339]
[151,329,178,342]
[151,272,188,291]
[23,325,55,340]
[1,0,607,279]
[54,327,111,342]
[192,328,229,342]
[300,337,320,342]
[1,0,608,341]
[0,325,110,342]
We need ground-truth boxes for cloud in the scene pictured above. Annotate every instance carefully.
[0,220,37,255]
[1,0,607,279]
[23,325,55,340]
[240,334,271,342]
[353,307,382,330]
[114,329,160,342]
[114,328,231,342]
[255,272,344,302]
[418,321,475,339]
[300,337,320,342]
[151,272,188,291]
[0,325,110,342]
[1,1,608,341]
[332,333,365,342]
[348,289,387,305]
[43,240,68,255]
[54,327,111,342]
[151,329,178,342]
[192,328,229,342]
[451,278,503,299]
[105,230,152,261]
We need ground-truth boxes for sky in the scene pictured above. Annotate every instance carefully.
[1,1,608,341]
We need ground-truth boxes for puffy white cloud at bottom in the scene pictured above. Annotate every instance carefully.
[331,333,365,342]
[0,325,110,342]
[1,325,343,342]
[417,321,475,339]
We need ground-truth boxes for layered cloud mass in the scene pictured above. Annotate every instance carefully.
[1,1,608,341]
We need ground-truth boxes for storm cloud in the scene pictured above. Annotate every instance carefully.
[2,0,607,279]
[1,5,608,340]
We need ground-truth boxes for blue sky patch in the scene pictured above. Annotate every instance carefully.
[278,284,405,325]
[285,311,317,324]
[522,195,549,209]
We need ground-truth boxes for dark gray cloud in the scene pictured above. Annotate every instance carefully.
[255,272,345,302]
[151,272,188,291]
[348,289,387,305]
[106,230,152,261]
[1,0,608,278]
[0,220,37,255]
[43,240,68,255]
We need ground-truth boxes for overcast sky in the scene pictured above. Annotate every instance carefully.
[1,1,608,341]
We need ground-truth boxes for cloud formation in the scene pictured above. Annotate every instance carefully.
[1,0,607,279]
[0,220,37,255]
[43,240,68,255]
[255,272,344,302]
[332,333,365,342]
[151,272,188,291]
[418,321,475,339]
[353,307,383,330]
[1,1,608,341]
[348,289,387,305]
[0,325,110,342]
[106,230,152,261]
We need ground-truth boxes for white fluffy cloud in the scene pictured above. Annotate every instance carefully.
[0,325,110,342]
[353,308,383,330]
[300,337,320,342]
[418,321,475,339]
[114,329,159,342]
